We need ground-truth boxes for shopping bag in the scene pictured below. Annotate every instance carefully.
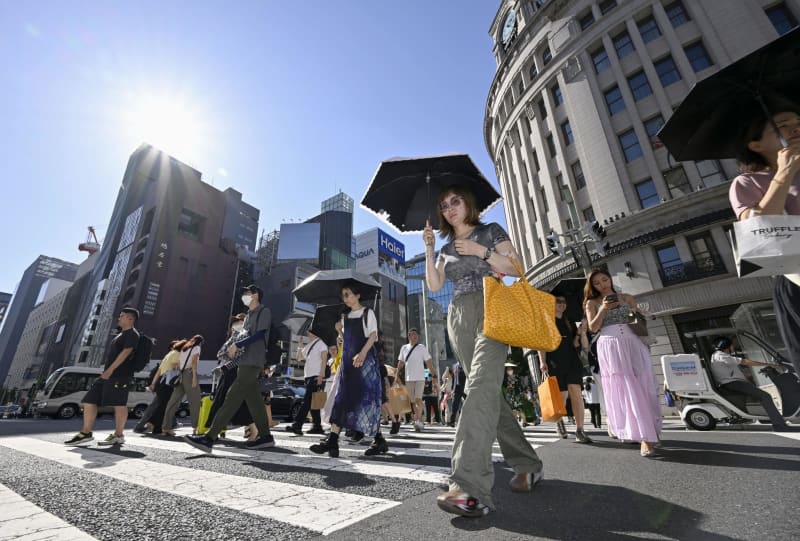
[310,391,327,410]
[196,396,214,434]
[388,385,412,414]
[731,215,800,277]
[483,258,562,351]
[537,376,566,422]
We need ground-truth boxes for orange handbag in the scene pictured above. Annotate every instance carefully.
[483,258,562,351]
[537,376,567,422]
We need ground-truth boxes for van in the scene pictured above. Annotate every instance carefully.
[31,367,153,420]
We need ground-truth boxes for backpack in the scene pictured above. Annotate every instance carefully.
[130,334,154,372]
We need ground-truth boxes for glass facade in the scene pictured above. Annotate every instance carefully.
[405,254,454,370]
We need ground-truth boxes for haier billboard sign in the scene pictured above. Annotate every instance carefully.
[378,230,405,264]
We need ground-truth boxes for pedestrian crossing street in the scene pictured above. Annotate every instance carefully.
[0,423,562,540]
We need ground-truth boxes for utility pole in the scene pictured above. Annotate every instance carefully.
[546,221,610,276]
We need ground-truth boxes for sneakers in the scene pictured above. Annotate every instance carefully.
[364,436,389,456]
[414,421,424,432]
[183,434,214,453]
[285,425,303,436]
[574,428,593,444]
[509,470,544,493]
[436,490,490,518]
[64,432,94,446]
[98,433,125,446]
[389,421,401,435]
[245,435,275,449]
[556,420,567,438]
[310,433,340,458]
[306,426,325,435]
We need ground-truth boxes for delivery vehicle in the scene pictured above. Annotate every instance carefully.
[662,328,800,430]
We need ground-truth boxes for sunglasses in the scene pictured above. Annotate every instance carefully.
[439,195,464,212]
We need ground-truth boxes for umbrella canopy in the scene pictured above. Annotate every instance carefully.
[281,312,312,336]
[293,269,382,306]
[360,153,502,232]
[546,277,587,324]
[658,27,800,161]
[309,304,345,347]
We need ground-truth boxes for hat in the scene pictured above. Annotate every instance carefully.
[242,284,264,300]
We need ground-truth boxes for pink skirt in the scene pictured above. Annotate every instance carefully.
[597,325,662,442]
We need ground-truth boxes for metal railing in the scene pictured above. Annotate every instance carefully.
[658,257,728,286]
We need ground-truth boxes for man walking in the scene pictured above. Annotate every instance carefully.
[65,307,140,446]
[397,328,436,432]
[286,329,327,435]
[184,285,275,452]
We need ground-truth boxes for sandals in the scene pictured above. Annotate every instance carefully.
[436,491,490,518]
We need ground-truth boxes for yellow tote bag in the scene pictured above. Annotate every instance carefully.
[483,258,562,351]
[538,376,567,422]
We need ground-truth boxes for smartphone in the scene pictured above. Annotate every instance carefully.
[604,294,619,303]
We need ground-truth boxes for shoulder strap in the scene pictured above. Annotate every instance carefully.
[405,343,420,362]
[180,346,196,371]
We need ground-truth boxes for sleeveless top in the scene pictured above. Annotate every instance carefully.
[598,297,634,327]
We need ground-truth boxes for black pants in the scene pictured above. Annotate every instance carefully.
[449,389,464,424]
[774,275,800,377]
[587,403,602,428]
[423,396,441,423]
[720,380,786,427]
[293,377,322,429]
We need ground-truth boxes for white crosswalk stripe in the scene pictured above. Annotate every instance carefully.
[0,424,562,539]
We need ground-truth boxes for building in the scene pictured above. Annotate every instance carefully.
[354,228,407,362]
[405,252,455,375]
[0,256,78,386]
[0,293,11,329]
[308,192,355,270]
[68,144,260,366]
[485,0,799,394]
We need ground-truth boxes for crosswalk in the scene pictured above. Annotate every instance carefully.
[0,423,562,540]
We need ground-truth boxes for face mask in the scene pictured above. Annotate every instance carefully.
[232,323,244,332]
[241,295,253,305]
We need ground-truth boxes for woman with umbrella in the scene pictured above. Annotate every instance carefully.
[730,99,800,377]
[424,185,544,518]
[309,280,390,458]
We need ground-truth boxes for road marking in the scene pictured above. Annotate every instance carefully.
[0,482,99,540]
[0,436,399,536]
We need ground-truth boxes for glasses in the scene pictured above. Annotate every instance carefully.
[439,195,464,212]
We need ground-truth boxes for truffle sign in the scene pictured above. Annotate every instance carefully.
[732,215,800,278]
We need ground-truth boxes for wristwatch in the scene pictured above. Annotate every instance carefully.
[483,246,494,261]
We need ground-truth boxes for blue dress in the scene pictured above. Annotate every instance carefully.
[329,309,382,436]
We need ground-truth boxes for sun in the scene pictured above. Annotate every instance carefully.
[122,91,208,166]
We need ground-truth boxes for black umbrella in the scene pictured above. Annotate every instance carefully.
[309,304,345,347]
[281,312,312,336]
[658,27,800,161]
[360,153,502,232]
[293,269,382,306]
[546,277,586,324]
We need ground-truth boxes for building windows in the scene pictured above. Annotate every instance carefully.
[599,0,617,15]
[540,186,549,212]
[579,10,595,30]
[561,120,574,145]
[654,55,682,86]
[592,47,611,73]
[566,217,574,231]
[538,98,548,119]
[546,133,557,158]
[178,208,205,240]
[619,129,643,162]
[556,174,566,200]
[628,70,653,101]
[604,85,625,115]
[542,45,553,65]
[697,159,726,187]
[644,115,665,138]
[656,243,683,282]
[532,150,541,172]
[517,78,525,96]
[635,178,660,208]
[766,3,799,35]
[688,232,722,269]
[665,1,691,28]
[552,84,564,107]
[583,206,596,222]
[571,161,586,190]
[638,15,661,43]
[684,41,713,72]
[529,63,538,81]
[613,30,635,59]
[663,166,692,198]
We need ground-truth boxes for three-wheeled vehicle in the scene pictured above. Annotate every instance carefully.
[662,328,800,430]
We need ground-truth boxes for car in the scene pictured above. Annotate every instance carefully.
[0,404,21,419]
[268,384,306,421]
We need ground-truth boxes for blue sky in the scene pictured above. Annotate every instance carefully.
[0,1,506,293]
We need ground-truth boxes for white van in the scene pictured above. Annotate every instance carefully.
[32,366,154,420]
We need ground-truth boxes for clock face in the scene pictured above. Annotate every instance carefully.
[502,10,517,46]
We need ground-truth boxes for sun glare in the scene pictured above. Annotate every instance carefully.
[122,91,208,166]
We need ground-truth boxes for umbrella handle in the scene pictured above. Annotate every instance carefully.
[426,172,431,225]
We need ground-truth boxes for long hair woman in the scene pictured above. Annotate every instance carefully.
[424,185,544,518]
[584,269,661,456]
[161,334,204,436]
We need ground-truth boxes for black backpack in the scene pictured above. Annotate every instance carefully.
[129,334,154,372]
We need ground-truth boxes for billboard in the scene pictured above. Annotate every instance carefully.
[355,228,405,285]
[277,223,321,262]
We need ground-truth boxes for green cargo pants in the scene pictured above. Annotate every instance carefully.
[206,364,270,440]
[447,292,543,508]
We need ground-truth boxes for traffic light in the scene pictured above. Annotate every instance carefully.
[588,220,606,242]
[546,231,565,257]
[593,241,611,257]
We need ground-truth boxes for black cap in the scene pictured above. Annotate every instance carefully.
[242,284,264,301]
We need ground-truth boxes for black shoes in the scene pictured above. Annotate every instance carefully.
[389,421,401,435]
[345,430,364,443]
[183,434,214,453]
[364,435,389,456]
[285,425,303,435]
[310,433,340,458]
[64,432,93,446]
[245,435,275,449]
[306,426,325,435]
[574,429,593,444]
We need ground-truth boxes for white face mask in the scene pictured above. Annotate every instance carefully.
[232,323,244,332]
[241,295,253,306]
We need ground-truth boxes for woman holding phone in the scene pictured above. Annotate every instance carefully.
[584,269,661,457]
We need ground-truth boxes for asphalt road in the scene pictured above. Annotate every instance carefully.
[0,417,797,541]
